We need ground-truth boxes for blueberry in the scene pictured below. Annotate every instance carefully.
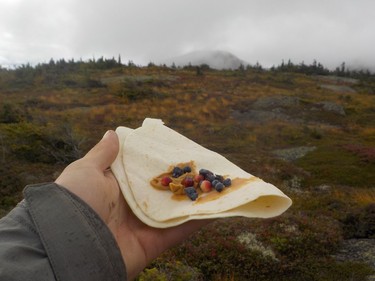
[187,192,198,201]
[172,167,183,178]
[223,178,232,187]
[214,182,224,192]
[212,179,220,187]
[185,186,198,201]
[199,169,212,177]
[185,186,195,193]
[183,166,192,173]
[215,175,224,182]
[205,173,216,182]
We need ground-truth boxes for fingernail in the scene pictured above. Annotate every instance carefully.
[102,130,111,140]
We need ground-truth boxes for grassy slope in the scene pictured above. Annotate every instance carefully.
[0,65,374,279]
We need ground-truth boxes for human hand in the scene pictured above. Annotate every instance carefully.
[55,130,208,280]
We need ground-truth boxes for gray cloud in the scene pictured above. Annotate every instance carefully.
[1,0,374,70]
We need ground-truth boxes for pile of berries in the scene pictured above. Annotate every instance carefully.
[160,165,232,201]
[198,168,232,193]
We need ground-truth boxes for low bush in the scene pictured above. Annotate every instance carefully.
[143,214,347,280]
[343,143,375,163]
[342,203,375,238]
[2,122,85,164]
[137,261,203,281]
[0,103,25,123]
[297,145,375,187]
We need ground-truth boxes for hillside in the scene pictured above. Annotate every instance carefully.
[0,60,374,280]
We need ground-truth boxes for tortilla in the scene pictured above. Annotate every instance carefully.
[111,118,292,228]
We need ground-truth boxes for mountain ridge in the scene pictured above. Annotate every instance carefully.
[164,50,248,69]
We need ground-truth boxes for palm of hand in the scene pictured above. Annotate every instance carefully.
[56,131,207,280]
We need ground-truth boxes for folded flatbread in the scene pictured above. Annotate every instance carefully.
[111,118,292,228]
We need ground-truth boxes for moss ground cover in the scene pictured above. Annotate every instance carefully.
[1,62,374,280]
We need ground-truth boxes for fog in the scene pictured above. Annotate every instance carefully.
[1,0,374,70]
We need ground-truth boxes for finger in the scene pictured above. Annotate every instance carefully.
[84,130,119,171]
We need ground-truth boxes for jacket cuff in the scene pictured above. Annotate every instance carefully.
[24,182,127,281]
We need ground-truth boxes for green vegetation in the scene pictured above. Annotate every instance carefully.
[1,58,374,280]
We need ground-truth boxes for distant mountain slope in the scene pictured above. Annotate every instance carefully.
[166,50,248,69]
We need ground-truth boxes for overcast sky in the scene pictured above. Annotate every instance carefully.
[1,0,374,70]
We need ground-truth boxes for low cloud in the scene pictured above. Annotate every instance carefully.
[0,0,374,70]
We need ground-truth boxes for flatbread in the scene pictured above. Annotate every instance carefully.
[111,118,292,228]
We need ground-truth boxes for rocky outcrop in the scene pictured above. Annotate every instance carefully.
[231,109,292,123]
[312,101,346,115]
[231,95,347,125]
[272,146,316,161]
[252,96,300,109]
[320,84,357,94]
[334,239,375,280]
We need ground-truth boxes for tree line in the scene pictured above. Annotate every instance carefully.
[1,56,374,84]
[268,59,373,79]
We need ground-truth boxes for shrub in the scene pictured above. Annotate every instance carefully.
[314,261,374,281]
[137,261,203,281]
[343,143,375,163]
[160,219,283,280]
[137,268,167,281]
[148,215,346,280]
[3,122,85,164]
[0,103,25,123]
[115,78,166,101]
[342,203,375,238]
[4,123,46,162]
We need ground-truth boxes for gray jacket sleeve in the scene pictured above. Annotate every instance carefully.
[0,183,127,281]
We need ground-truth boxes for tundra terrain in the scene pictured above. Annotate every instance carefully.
[0,60,374,280]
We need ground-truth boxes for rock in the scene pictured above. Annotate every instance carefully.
[231,109,291,123]
[252,96,300,109]
[334,239,375,278]
[272,146,316,161]
[282,175,304,191]
[314,184,332,193]
[320,84,357,94]
[315,75,359,85]
[315,101,346,116]
[231,94,345,126]
[231,96,301,124]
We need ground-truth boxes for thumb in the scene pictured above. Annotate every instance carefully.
[84,130,119,171]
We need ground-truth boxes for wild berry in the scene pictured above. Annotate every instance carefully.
[183,166,192,173]
[205,173,216,182]
[185,186,195,194]
[200,180,212,193]
[211,179,220,187]
[161,176,172,186]
[223,178,232,187]
[172,167,183,178]
[185,186,198,201]
[182,176,194,187]
[194,174,204,183]
[215,175,224,182]
[199,169,212,177]
[214,182,225,192]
